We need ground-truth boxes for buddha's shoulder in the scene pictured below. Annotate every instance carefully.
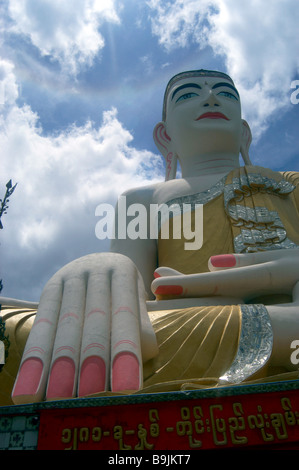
[120,179,192,205]
[120,174,229,206]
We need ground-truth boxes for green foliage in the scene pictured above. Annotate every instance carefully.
[0,179,17,294]
[0,179,17,230]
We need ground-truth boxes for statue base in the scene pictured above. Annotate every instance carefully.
[0,380,299,451]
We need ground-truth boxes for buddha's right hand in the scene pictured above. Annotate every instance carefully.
[11,253,158,404]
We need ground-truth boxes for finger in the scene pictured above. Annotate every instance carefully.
[111,262,142,392]
[77,272,111,397]
[45,277,85,400]
[208,248,299,271]
[11,278,63,404]
[154,267,182,278]
[151,274,184,297]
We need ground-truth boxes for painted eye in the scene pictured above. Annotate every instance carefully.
[176,92,199,102]
[217,91,238,100]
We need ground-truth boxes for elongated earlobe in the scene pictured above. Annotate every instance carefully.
[153,122,177,181]
[240,119,252,165]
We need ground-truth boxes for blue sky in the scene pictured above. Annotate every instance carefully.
[0,0,298,301]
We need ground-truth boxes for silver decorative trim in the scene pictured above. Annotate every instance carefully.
[223,172,298,253]
[227,204,285,226]
[224,174,295,210]
[158,169,299,252]
[158,177,225,229]
[234,229,298,253]
[220,304,273,384]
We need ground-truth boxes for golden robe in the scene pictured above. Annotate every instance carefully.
[1,166,299,405]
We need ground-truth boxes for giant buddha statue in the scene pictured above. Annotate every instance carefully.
[1,69,299,407]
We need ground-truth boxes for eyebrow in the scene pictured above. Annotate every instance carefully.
[212,82,239,97]
[171,83,202,100]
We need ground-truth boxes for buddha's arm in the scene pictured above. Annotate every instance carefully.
[110,186,158,299]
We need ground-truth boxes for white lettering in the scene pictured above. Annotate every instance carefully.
[108,455,143,467]
[117,195,127,239]
[151,203,181,240]
[290,339,299,365]
[95,198,204,252]
[290,80,299,104]
[183,204,203,250]
[127,203,148,240]
[95,203,115,239]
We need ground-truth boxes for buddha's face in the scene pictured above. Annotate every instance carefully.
[164,75,242,159]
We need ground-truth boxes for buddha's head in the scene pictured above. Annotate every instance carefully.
[154,69,252,180]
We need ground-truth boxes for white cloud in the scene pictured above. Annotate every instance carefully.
[7,0,122,75]
[148,0,299,139]
[147,0,213,50]
[0,59,163,299]
[0,59,19,106]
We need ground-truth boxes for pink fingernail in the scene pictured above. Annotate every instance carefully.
[78,356,106,396]
[210,254,236,268]
[46,357,75,399]
[12,358,43,397]
[112,352,140,392]
[155,285,183,295]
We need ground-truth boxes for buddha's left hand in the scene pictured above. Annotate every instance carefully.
[152,248,299,370]
[151,248,299,302]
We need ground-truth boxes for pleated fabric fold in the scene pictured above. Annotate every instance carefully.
[143,305,241,390]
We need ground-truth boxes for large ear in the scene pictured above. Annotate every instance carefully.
[153,121,177,181]
[240,119,252,165]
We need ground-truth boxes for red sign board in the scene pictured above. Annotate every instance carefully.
[37,388,299,450]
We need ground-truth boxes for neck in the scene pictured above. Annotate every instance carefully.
[180,153,241,178]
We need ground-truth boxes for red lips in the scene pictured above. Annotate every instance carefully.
[196,112,229,121]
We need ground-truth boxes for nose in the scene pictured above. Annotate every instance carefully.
[203,90,220,107]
